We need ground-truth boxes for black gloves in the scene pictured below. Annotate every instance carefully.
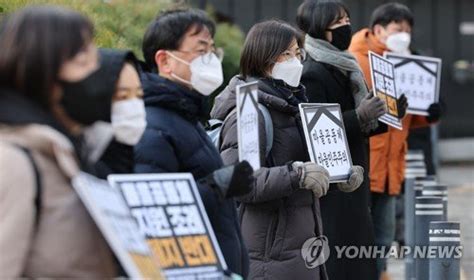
[397,94,408,119]
[205,161,254,198]
[426,103,442,123]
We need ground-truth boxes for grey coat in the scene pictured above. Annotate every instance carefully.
[210,76,328,280]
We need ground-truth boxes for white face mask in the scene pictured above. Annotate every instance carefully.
[271,57,303,87]
[168,52,224,96]
[386,32,411,54]
[111,98,147,146]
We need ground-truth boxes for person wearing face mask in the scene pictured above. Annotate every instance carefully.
[296,1,388,279]
[210,20,358,280]
[348,3,442,279]
[59,48,146,179]
[0,6,117,277]
[135,8,254,278]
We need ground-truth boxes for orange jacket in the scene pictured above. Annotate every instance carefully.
[349,28,430,195]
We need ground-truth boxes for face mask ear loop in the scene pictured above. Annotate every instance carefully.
[166,51,193,86]
[170,72,193,86]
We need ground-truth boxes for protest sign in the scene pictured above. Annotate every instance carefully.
[369,51,403,130]
[385,52,442,116]
[108,173,228,280]
[72,172,163,279]
[236,81,260,170]
[299,103,353,182]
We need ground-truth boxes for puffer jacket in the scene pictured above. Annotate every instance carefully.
[210,76,328,280]
[134,73,249,277]
[0,90,117,278]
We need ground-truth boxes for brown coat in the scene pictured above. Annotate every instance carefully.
[349,28,430,195]
[0,124,117,278]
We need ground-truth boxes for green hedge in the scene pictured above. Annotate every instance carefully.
[0,0,245,84]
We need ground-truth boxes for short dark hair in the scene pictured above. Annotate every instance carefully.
[240,20,303,79]
[142,7,216,71]
[296,0,350,39]
[0,5,94,109]
[370,2,414,29]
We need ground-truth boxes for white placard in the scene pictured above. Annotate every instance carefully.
[369,51,403,130]
[72,172,163,279]
[385,52,441,116]
[236,81,261,170]
[108,173,228,280]
[299,103,353,182]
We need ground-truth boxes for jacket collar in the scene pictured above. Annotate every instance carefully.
[350,28,388,56]
[0,124,80,178]
[141,72,210,123]
[0,89,59,128]
[210,75,306,120]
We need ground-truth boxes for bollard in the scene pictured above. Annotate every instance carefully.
[415,196,445,280]
[404,150,427,280]
[429,221,461,280]
[405,164,427,179]
[422,185,448,219]
[406,150,425,161]
[405,176,435,280]
[404,176,417,280]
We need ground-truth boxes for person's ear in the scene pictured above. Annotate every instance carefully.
[155,50,171,74]
[373,24,385,38]
[325,30,333,42]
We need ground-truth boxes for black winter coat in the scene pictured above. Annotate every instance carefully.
[134,73,249,277]
[211,76,328,280]
[301,57,377,280]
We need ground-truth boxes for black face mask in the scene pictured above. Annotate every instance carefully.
[328,24,352,50]
[60,69,114,125]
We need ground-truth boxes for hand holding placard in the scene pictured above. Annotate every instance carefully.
[337,165,364,192]
[396,94,408,118]
[356,93,387,124]
[426,103,441,123]
[205,161,254,198]
[292,161,330,198]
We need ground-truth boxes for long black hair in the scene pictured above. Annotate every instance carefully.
[0,5,94,109]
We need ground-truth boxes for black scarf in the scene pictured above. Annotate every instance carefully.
[258,77,308,109]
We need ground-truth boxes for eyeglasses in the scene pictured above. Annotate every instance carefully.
[281,48,307,62]
[173,47,224,65]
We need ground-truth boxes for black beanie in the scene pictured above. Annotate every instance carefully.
[60,48,139,125]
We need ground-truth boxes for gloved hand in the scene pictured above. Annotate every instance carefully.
[337,165,364,192]
[291,161,330,198]
[207,161,254,198]
[396,94,408,118]
[356,93,387,124]
[426,103,441,123]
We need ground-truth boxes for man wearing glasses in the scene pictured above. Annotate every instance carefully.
[135,8,253,278]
